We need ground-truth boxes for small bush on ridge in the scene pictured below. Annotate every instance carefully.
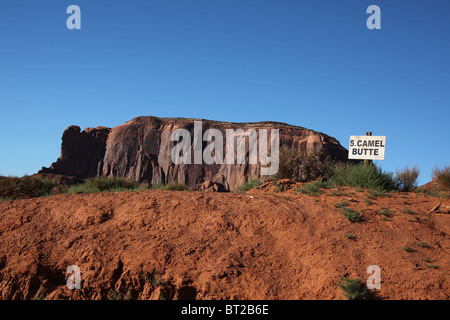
[277,145,302,180]
[276,145,336,182]
[395,166,420,190]
[327,163,397,191]
[432,165,450,192]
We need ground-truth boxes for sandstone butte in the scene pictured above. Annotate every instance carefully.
[38,116,349,191]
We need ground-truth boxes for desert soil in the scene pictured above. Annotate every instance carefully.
[0,183,448,300]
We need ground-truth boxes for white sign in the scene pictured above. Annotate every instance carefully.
[348,136,386,160]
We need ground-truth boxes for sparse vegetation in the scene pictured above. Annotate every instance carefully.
[395,166,420,190]
[276,145,336,182]
[401,246,415,253]
[337,277,372,300]
[415,241,429,248]
[432,165,450,192]
[367,188,389,197]
[344,233,356,239]
[365,198,374,205]
[422,257,431,263]
[328,163,397,191]
[402,207,415,214]
[86,176,138,191]
[64,184,101,194]
[165,182,188,191]
[150,182,166,190]
[277,145,302,180]
[406,215,420,222]
[65,176,142,194]
[0,175,58,200]
[238,178,261,192]
[296,150,335,182]
[149,182,188,191]
[334,201,350,208]
[426,264,438,269]
[341,207,361,222]
[329,190,348,197]
[378,209,393,217]
[297,181,324,196]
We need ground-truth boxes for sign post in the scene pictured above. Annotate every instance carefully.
[364,132,372,165]
[348,133,386,162]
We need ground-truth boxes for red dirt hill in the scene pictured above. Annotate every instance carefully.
[0,185,448,300]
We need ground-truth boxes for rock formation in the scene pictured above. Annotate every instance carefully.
[40,116,349,191]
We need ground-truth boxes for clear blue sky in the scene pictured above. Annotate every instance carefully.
[1,0,449,185]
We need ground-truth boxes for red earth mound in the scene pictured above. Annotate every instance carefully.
[0,185,448,300]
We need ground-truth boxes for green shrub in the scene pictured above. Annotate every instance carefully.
[377,209,392,217]
[0,176,57,199]
[297,181,324,196]
[402,207,415,214]
[415,241,429,248]
[401,246,415,252]
[150,182,167,190]
[328,163,397,191]
[432,166,450,191]
[65,176,140,194]
[85,176,137,191]
[165,182,188,191]
[337,277,371,300]
[334,201,350,208]
[341,207,361,222]
[395,166,420,190]
[238,178,261,192]
[0,196,12,202]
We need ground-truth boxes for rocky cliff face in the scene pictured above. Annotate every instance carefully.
[40,116,349,191]
[40,125,111,179]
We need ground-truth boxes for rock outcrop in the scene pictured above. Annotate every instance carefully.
[40,116,349,191]
[40,125,110,179]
